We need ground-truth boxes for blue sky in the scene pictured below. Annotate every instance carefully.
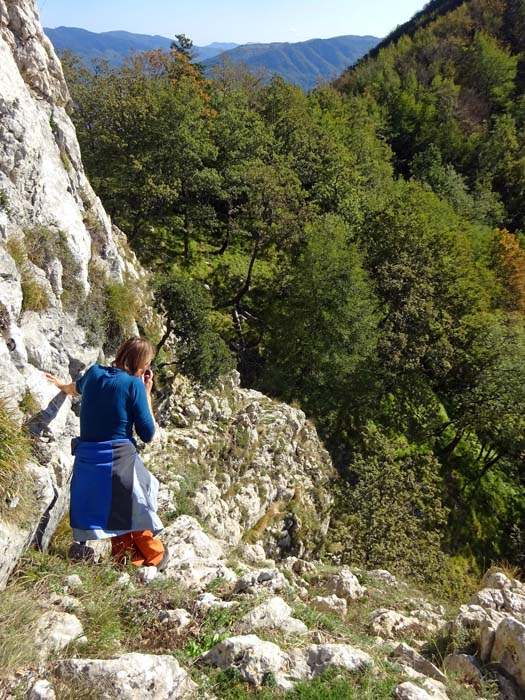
[36,0,426,45]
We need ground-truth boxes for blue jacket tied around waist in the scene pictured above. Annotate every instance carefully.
[70,438,163,541]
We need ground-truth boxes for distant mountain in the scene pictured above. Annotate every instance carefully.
[44,26,238,66]
[203,35,381,90]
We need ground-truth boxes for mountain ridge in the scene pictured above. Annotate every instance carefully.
[44,26,239,64]
[44,26,381,90]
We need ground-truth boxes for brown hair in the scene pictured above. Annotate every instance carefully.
[114,337,155,375]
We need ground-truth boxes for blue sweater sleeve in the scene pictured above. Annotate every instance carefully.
[130,379,155,443]
[75,365,95,395]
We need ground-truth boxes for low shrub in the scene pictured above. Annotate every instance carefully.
[78,260,140,352]
[23,227,83,310]
[7,235,51,313]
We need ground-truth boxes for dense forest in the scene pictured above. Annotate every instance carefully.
[61,0,525,593]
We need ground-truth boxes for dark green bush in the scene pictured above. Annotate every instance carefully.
[154,270,235,386]
[330,424,448,583]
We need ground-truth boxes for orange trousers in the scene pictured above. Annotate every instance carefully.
[111,530,164,567]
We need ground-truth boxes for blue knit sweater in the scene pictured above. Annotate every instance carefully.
[75,364,155,443]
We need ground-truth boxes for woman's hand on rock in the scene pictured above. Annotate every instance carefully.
[45,372,66,391]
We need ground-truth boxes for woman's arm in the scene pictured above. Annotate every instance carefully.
[132,374,156,443]
[45,373,80,397]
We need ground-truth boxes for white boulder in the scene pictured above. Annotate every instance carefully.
[58,652,197,699]
[236,597,307,635]
[34,611,86,661]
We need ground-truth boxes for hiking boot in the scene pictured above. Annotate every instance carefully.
[68,541,95,563]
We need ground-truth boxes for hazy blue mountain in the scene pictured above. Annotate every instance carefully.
[44,26,238,66]
[204,35,381,90]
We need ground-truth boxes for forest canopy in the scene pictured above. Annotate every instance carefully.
[61,2,525,587]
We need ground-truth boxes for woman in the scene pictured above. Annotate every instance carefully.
[46,337,167,569]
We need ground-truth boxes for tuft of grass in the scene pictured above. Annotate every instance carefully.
[243,501,287,545]
[52,675,117,700]
[60,148,73,173]
[19,388,40,417]
[106,278,139,346]
[0,399,34,521]
[78,261,141,351]
[484,561,521,583]
[0,301,9,333]
[7,237,50,312]
[83,209,107,258]
[6,237,26,268]
[23,227,83,311]
[0,188,10,215]
[22,277,50,312]
[173,461,208,518]
[0,585,43,675]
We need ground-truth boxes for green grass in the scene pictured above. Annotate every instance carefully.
[6,236,50,312]
[198,667,402,700]
[23,227,84,311]
[0,399,34,522]
[0,585,43,676]
[19,388,40,417]
[78,261,144,351]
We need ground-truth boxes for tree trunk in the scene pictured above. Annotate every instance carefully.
[231,233,260,305]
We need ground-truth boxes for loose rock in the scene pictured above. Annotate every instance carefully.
[58,652,197,699]
[34,611,86,661]
[27,680,56,700]
[322,568,366,601]
[310,594,347,617]
[443,653,482,687]
[234,568,288,595]
[236,597,308,635]
[393,643,446,683]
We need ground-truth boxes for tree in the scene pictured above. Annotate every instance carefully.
[63,47,218,262]
[463,32,518,108]
[331,424,448,582]
[490,228,525,313]
[154,270,234,385]
[261,214,379,429]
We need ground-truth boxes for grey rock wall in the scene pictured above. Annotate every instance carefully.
[0,0,139,587]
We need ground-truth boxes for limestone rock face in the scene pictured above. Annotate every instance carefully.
[150,372,335,560]
[0,0,144,588]
[160,515,237,591]
[58,653,197,700]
